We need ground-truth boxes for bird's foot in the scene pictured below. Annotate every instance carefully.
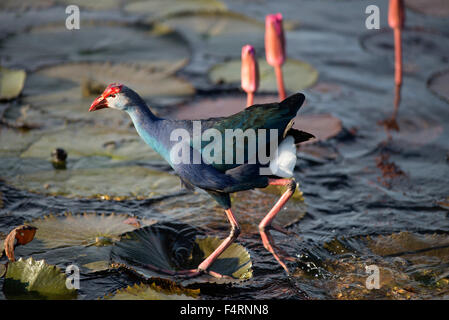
[174,268,233,280]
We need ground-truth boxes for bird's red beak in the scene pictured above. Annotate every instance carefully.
[89,96,108,112]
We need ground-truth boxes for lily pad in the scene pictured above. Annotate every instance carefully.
[103,282,199,300]
[1,23,190,71]
[34,61,195,100]
[125,0,226,20]
[111,222,252,285]
[293,113,342,143]
[0,264,5,278]
[57,0,121,10]
[25,213,154,249]
[3,257,77,299]
[82,260,111,273]
[0,67,26,100]
[209,58,318,93]
[20,125,162,162]
[170,95,278,120]
[428,70,449,103]
[0,0,54,11]
[161,11,265,59]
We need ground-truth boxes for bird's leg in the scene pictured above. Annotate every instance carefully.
[259,178,297,274]
[175,208,240,279]
[197,208,240,276]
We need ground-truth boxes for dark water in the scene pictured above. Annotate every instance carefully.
[0,0,448,299]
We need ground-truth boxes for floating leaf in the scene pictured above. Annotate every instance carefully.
[20,125,162,162]
[161,11,265,58]
[4,225,37,262]
[125,0,226,20]
[82,260,111,273]
[209,58,318,93]
[428,70,449,103]
[293,113,342,143]
[0,264,5,278]
[103,282,199,300]
[4,257,77,299]
[56,0,121,10]
[26,213,153,249]
[0,67,26,100]
[5,164,181,200]
[1,23,190,70]
[0,0,54,11]
[171,95,278,119]
[111,222,252,285]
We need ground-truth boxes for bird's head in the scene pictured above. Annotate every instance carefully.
[89,83,138,112]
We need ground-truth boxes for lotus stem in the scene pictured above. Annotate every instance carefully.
[247,92,254,107]
[275,65,286,101]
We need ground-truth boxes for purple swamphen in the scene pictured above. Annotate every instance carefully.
[90,84,314,278]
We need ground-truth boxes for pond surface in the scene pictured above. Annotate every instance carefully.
[0,0,448,299]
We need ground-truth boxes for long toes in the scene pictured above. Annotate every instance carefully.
[206,270,234,279]
[174,269,202,279]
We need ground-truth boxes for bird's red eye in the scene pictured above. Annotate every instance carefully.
[110,94,116,98]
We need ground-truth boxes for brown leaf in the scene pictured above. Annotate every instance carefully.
[4,225,37,262]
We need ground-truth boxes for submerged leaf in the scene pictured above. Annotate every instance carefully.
[4,225,37,262]
[104,282,199,300]
[1,24,190,71]
[5,164,181,200]
[125,0,226,20]
[26,213,153,249]
[293,113,342,143]
[111,222,252,284]
[161,11,265,58]
[0,67,26,100]
[209,58,318,93]
[4,257,76,299]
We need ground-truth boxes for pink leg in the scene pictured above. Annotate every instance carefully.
[259,178,296,274]
[159,209,239,280]
[197,208,240,275]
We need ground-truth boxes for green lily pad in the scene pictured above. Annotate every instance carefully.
[209,58,318,93]
[1,23,190,70]
[26,213,155,249]
[0,264,5,278]
[125,0,226,20]
[0,0,54,11]
[5,164,181,199]
[161,11,265,58]
[20,125,162,162]
[57,0,121,10]
[0,67,26,100]
[0,127,43,157]
[3,257,77,299]
[111,222,252,285]
[103,282,199,300]
[82,260,111,273]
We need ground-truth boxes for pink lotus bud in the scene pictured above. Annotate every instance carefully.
[388,0,405,29]
[241,45,259,93]
[265,13,286,67]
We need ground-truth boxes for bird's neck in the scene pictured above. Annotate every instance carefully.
[126,103,168,160]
